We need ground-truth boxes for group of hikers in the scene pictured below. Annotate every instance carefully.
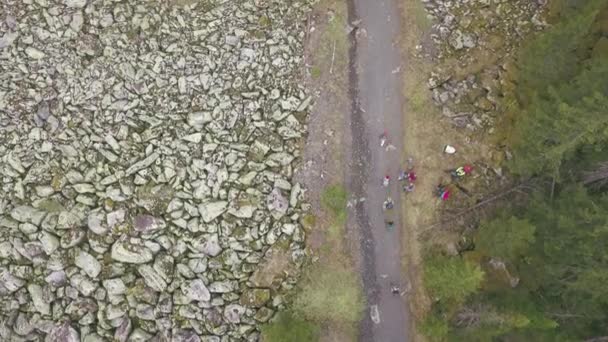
[379,133,473,296]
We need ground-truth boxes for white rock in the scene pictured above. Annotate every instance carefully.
[10,206,46,225]
[73,183,95,194]
[0,269,25,293]
[87,211,107,235]
[182,133,202,143]
[198,201,228,223]
[187,112,212,129]
[46,322,79,342]
[125,152,160,176]
[27,284,50,315]
[64,0,87,8]
[197,234,222,257]
[181,279,210,302]
[25,46,45,59]
[224,304,245,323]
[39,231,60,255]
[227,203,256,218]
[106,209,126,228]
[111,239,153,264]
[75,250,101,278]
[102,278,126,295]
[0,32,18,49]
[137,265,167,292]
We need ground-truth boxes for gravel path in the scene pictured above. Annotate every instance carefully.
[346,0,411,341]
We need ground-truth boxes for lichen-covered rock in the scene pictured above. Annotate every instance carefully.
[0,0,313,338]
[75,250,101,278]
[133,214,166,233]
[198,202,228,223]
[137,265,167,292]
[45,322,79,342]
[240,288,271,307]
[111,239,153,264]
[182,279,211,302]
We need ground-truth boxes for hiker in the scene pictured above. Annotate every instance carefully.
[391,283,400,295]
[408,171,417,183]
[383,197,394,210]
[406,156,414,170]
[398,170,407,181]
[385,220,395,230]
[380,132,387,147]
[382,175,390,187]
[404,183,415,193]
[436,184,450,201]
[450,164,473,179]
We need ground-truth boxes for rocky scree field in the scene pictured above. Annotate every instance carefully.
[0,0,314,341]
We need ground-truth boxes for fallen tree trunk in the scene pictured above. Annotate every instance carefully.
[422,181,533,232]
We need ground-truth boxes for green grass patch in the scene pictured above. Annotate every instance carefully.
[321,184,347,223]
[261,311,320,342]
[420,313,449,341]
[293,263,365,324]
[311,66,322,79]
[410,0,433,31]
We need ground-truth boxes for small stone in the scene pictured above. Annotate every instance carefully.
[39,231,60,254]
[0,32,18,49]
[208,281,234,293]
[173,330,201,342]
[25,46,45,59]
[46,271,67,287]
[240,288,271,307]
[187,112,212,129]
[64,0,87,8]
[28,283,51,315]
[125,152,160,176]
[196,234,222,257]
[0,269,25,292]
[224,304,245,323]
[114,317,132,342]
[75,250,101,278]
[182,133,203,143]
[198,201,228,223]
[87,211,107,235]
[111,238,153,264]
[137,265,167,292]
[11,205,46,225]
[107,209,126,228]
[45,321,79,342]
[182,279,210,302]
[133,214,166,233]
[102,278,126,295]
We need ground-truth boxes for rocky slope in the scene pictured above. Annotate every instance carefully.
[0,0,312,341]
[423,0,546,132]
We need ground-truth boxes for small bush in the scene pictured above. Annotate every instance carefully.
[293,264,364,324]
[260,311,319,342]
[420,313,449,341]
[423,253,484,304]
[321,184,347,222]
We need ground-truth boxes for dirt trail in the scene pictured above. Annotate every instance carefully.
[346,0,411,341]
